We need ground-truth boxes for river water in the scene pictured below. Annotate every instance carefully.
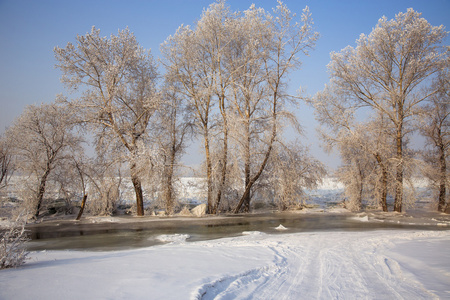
[25,212,450,251]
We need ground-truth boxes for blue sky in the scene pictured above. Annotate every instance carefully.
[0,0,448,169]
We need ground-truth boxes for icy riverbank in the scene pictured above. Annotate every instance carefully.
[1,230,449,299]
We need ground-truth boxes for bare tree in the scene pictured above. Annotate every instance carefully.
[226,5,272,213]
[70,153,89,220]
[151,79,193,215]
[334,132,386,212]
[0,134,13,190]
[55,27,159,216]
[161,1,234,213]
[324,9,447,212]
[312,86,397,211]
[85,155,124,216]
[420,66,450,211]
[6,103,80,218]
[265,142,326,211]
[231,2,318,213]
[162,21,214,212]
[163,2,318,214]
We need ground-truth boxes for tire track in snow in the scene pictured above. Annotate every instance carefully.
[193,242,290,300]
[194,231,445,299]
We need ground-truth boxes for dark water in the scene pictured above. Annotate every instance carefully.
[25,213,449,251]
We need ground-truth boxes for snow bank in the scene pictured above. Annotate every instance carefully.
[351,214,369,222]
[0,230,449,299]
[156,234,191,244]
[275,224,288,230]
[241,231,265,236]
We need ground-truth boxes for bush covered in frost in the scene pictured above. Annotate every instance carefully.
[0,215,29,269]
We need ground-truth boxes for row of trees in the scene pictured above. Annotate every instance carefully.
[312,9,449,212]
[0,4,448,218]
[0,1,325,218]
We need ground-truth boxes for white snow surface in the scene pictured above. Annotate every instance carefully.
[275,224,288,230]
[1,230,449,299]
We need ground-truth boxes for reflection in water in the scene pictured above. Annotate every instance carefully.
[25,213,448,252]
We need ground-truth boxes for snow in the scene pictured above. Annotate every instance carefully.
[1,230,449,299]
[1,176,449,298]
[351,214,369,222]
[156,233,191,243]
[275,224,288,230]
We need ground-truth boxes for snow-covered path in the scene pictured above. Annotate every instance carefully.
[1,230,449,299]
[198,231,449,299]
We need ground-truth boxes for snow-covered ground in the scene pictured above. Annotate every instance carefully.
[1,176,449,299]
[0,229,449,299]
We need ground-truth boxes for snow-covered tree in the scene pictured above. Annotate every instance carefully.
[323,9,447,212]
[233,2,318,213]
[84,154,124,216]
[6,103,81,218]
[264,142,326,211]
[225,5,273,212]
[0,134,13,190]
[162,1,235,213]
[150,78,193,215]
[420,64,450,211]
[55,27,159,216]
[313,84,395,211]
[163,1,318,214]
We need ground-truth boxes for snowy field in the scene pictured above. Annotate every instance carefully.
[0,229,449,299]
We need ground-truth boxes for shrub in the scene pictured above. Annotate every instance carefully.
[0,214,29,269]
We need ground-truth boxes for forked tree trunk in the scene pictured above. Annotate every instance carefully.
[234,91,278,214]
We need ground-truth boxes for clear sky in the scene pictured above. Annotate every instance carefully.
[0,0,449,169]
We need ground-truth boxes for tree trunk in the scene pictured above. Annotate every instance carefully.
[394,122,403,212]
[243,121,251,213]
[35,169,50,218]
[234,91,278,214]
[213,110,228,214]
[203,130,214,214]
[438,140,447,212]
[165,171,174,215]
[380,167,388,212]
[375,154,388,212]
[165,146,176,215]
[234,122,276,214]
[130,163,144,216]
[76,194,88,221]
[356,167,363,211]
[234,147,270,213]
[132,175,144,216]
